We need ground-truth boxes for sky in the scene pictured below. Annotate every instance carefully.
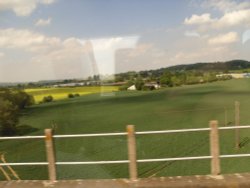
[0,0,250,82]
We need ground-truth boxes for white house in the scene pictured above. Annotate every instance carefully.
[127,85,136,90]
[144,83,161,89]
[127,83,161,91]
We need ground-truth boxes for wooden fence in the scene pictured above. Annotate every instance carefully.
[1,120,250,182]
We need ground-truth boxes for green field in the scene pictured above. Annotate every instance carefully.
[1,79,250,180]
[25,86,118,103]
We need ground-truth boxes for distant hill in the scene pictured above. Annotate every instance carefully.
[166,60,250,72]
[135,60,250,79]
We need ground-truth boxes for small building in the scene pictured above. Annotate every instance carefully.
[127,83,161,91]
[144,83,161,90]
[127,85,136,91]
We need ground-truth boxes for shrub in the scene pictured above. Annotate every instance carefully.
[68,93,74,98]
[43,95,53,103]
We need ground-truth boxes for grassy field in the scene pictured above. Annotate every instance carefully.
[1,79,250,180]
[25,86,118,103]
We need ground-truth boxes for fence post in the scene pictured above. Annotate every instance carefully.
[127,125,138,181]
[235,101,240,150]
[209,120,220,176]
[44,129,57,182]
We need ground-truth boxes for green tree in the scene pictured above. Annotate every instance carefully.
[160,71,173,86]
[186,75,201,85]
[0,89,34,109]
[0,88,35,135]
[171,76,182,86]
[207,72,217,82]
[0,98,19,135]
[135,78,144,90]
[12,90,34,109]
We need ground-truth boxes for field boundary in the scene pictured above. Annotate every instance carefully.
[1,121,250,181]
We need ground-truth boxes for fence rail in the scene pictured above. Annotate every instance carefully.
[1,125,250,140]
[1,122,250,181]
[0,136,45,140]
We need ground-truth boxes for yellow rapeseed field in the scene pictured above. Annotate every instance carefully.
[25,86,118,103]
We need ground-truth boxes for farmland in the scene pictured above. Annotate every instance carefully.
[25,86,118,103]
[1,79,250,180]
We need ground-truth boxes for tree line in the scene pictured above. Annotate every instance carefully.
[118,70,232,91]
[159,70,232,87]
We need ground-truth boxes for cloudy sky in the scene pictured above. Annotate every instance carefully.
[0,0,250,82]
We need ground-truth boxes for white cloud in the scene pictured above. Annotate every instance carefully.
[28,37,91,80]
[44,37,83,61]
[186,0,250,31]
[215,9,250,28]
[184,31,200,37]
[184,13,215,25]
[25,34,139,79]
[0,0,56,16]
[0,28,61,52]
[169,46,235,64]
[185,9,250,29]
[208,32,239,45]
[0,28,139,78]
[35,18,51,26]
[30,37,137,80]
[4,32,86,79]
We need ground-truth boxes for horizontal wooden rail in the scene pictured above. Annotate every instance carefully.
[137,156,212,163]
[220,154,250,158]
[1,125,250,140]
[0,136,45,140]
[0,162,48,166]
[56,160,129,165]
[136,128,210,135]
[53,132,127,138]
[3,153,250,166]
[219,125,250,130]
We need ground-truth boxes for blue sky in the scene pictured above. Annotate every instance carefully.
[1,0,189,38]
[0,0,250,82]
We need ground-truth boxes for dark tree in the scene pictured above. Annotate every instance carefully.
[43,95,53,103]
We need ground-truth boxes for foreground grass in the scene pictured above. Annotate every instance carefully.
[25,86,118,103]
[1,79,250,180]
